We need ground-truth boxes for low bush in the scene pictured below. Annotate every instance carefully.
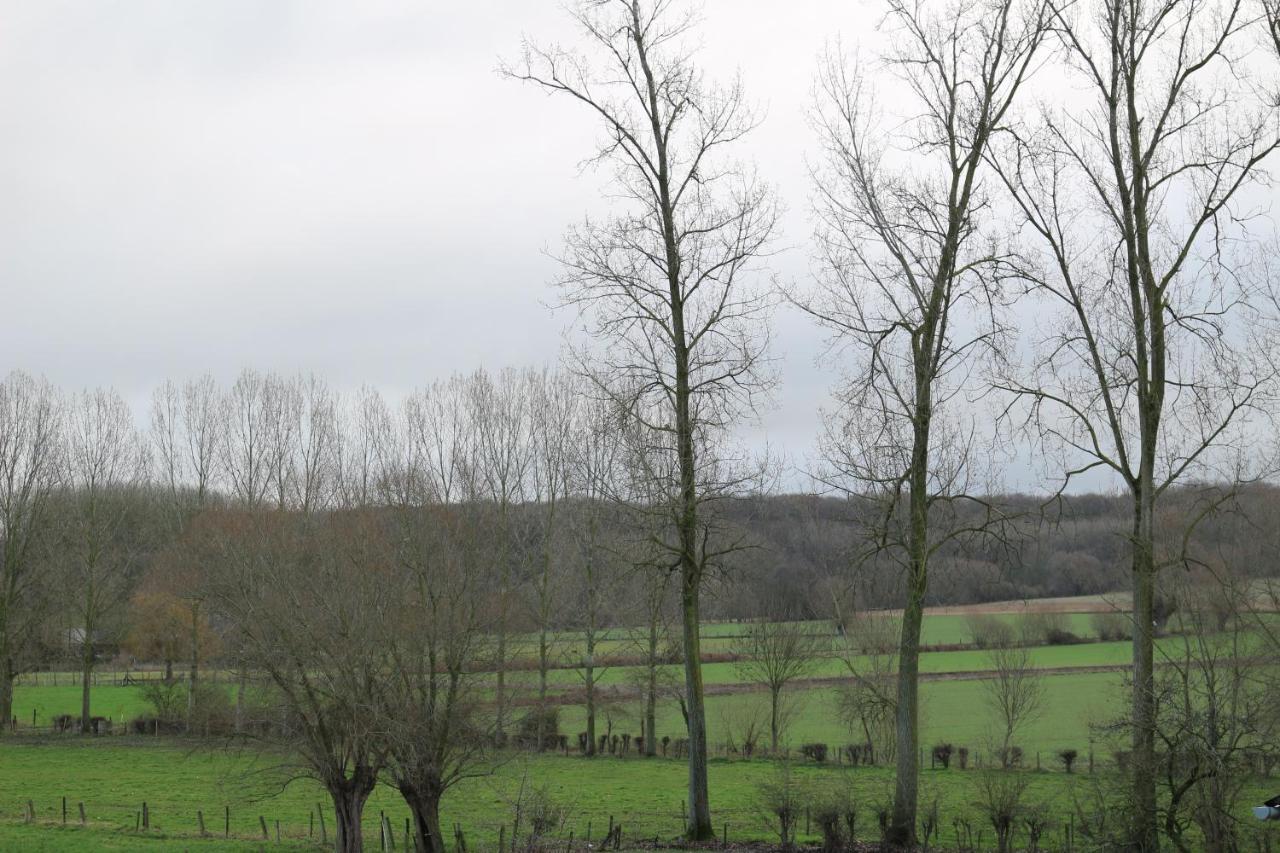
[967,615,1016,649]
[1091,612,1132,642]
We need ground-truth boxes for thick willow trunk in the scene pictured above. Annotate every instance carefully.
[401,785,446,853]
[329,780,374,853]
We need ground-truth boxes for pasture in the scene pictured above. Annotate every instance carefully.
[3,597,1272,851]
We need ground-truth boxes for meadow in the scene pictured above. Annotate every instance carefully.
[3,600,1270,851]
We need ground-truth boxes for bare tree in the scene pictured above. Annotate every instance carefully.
[733,617,824,753]
[834,609,901,766]
[799,0,1047,839]
[62,387,149,733]
[507,1,778,836]
[201,395,397,853]
[467,368,531,743]
[1153,566,1272,853]
[0,371,62,729]
[983,644,1044,766]
[149,374,222,723]
[378,389,493,853]
[566,393,626,757]
[220,369,271,509]
[991,0,1280,841]
[527,370,577,749]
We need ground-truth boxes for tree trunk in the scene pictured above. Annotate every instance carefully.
[769,688,780,754]
[888,579,925,845]
[1130,483,1158,852]
[80,635,94,735]
[645,620,658,757]
[401,785,446,853]
[888,411,931,847]
[187,600,200,728]
[0,656,13,732]
[585,641,597,757]
[330,781,373,853]
[495,630,508,745]
[234,667,246,733]
[680,572,712,839]
[538,626,549,751]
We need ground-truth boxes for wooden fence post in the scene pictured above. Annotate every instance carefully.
[62,796,66,824]
[78,802,86,825]
[259,815,269,839]
[225,805,230,837]
[318,803,328,844]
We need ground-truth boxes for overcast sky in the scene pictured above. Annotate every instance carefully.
[2,1,871,472]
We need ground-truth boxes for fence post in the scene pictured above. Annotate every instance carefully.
[142,801,149,830]
[225,805,230,837]
[318,803,328,844]
[259,815,269,839]
[78,803,86,825]
[62,796,66,824]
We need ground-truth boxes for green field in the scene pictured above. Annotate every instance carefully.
[7,604,1269,851]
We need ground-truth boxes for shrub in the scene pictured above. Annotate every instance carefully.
[919,798,941,851]
[998,745,1025,769]
[976,772,1029,853]
[514,707,559,750]
[801,742,829,763]
[136,679,186,724]
[811,789,856,853]
[844,742,873,766]
[1091,612,1132,642]
[967,615,1016,649]
[1019,612,1083,646]
[523,787,568,841]
[188,683,235,735]
[958,746,970,770]
[756,764,803,849]
[1058,748,1079,773]
[129,715,183,735]
[932,743,954,769]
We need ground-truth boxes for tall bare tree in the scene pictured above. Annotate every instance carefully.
[62,387,149,733]
[527,370,577,749]
[799,0,1046,839]
[149,374,222,722]
[0,371,62,729]
[566,393,626,757]
[733,617,823,753]
[379,387,492,853]
[983,644,1044,766]
[992,0,1280,842]
[507,1,778,835]
[467,368,531,743]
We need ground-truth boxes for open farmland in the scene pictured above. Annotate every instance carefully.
[6,596,1277,851]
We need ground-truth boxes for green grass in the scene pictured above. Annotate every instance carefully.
[554,670,1125,758]
[3,738,1279,852]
